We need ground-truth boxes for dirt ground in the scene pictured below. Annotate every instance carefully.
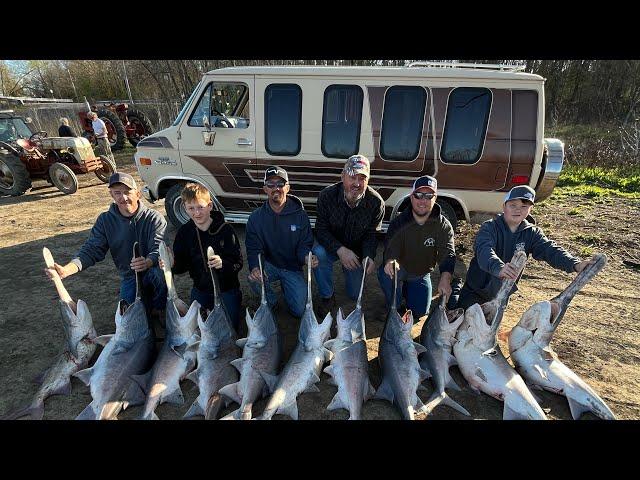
[1,152,638,421]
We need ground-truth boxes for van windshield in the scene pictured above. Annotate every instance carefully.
[0,117,33,142]
[172,81,202,127]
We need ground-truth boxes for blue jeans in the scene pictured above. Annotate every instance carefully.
[191,287,242,332]
[312,242,364,300]
[248,260,307,318]
[377,265,432,318]
[119,266,167,312]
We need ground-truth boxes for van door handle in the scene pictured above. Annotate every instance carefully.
[237,138,253,146]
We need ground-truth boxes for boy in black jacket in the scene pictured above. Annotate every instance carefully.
[168,183,243,330]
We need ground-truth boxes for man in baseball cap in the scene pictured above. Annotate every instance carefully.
[455,183,593,310]
[312,154,385,319]
[108,172,138,190]
[378,174,456,318]
[45,169,168,334]
[245,166,316,318]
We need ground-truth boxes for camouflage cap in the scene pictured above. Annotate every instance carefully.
[343,155,370,179]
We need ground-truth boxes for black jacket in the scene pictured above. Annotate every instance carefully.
[314,183,385,260]
[58,125,76,137]
[383,203,456,276]
[172,211,242,293]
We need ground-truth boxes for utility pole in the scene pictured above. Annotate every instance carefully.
[122,60,133,104]
[65,63,78,100]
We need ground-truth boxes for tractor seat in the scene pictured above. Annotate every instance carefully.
[16,138,36,151]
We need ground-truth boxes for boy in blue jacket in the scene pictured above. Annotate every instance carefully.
[455,185,592,309]
[245,166,317,318]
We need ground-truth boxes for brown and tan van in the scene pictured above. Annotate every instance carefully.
[134,63,564,230]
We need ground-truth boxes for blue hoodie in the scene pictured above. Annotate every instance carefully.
[245,195,313,272]
[75,202,167,280]
[463,213,580,302]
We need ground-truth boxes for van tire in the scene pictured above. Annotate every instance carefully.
[165,183,189,228]
[437,199,458,231]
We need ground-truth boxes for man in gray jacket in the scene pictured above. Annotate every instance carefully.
[456,185,593,309]
[46,172,167,323]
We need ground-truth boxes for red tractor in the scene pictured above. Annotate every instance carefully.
[0,111,116,196]
[79,102,154,151]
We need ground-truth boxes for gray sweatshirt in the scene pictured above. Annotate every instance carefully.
[74,202,167,280]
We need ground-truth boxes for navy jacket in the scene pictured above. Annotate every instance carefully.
[75,202,167,280]
[245,195,313,272]
[464,213,580,302]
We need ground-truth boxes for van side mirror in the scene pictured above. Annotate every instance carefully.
[202,115,211,130]
[25,117,33,124]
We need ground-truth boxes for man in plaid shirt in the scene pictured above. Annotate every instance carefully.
[312,155,385,318]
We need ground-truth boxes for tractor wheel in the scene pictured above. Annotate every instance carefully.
[127,108,154,147]
[0,152,32,196]
[96,108,126,151]
[49,162,78,195]
[165,183,190,228]
[94,155,117,183]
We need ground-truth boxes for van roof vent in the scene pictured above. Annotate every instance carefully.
[405,61,526,72]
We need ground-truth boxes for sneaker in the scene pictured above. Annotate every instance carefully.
[317,294,336,320]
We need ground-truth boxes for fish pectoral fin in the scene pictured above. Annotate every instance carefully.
[323,339,336,350]
[373,380,395,404]
[566,396,590,420]
[185,369,198,385]
[323,365,334,378]
[236,338,248,348]
[304,383,320,393]
[418,368,431,383]
[51,380,72,397]
[327,392,346,412]
[130,371,153,395]
[446,376,463,392]
[413,342,428,355]
[445,351,458,367]
[32,367,51,385]
[323,347,334,363]
[259,371,280,393]
[277,401,299,420]
[73,367,94,386]
[230,358,245,372]
[112,344,133,356]
[171,343,188,359]
[365,382,376,401]
[541,347,557,361]
[122,380,147,409]
[162,386,185,406]
[183,399,205,419]
[93,334,114,347]
[75,402,97,420]
[219,382,242,405]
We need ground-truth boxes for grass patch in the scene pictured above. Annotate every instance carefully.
[567,207,585,216]
[579,246,594,257]
[571,233,599,244]
[558,165,640,193]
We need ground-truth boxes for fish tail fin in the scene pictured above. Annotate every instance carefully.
[423,392,470,417]
[2,402,44,420]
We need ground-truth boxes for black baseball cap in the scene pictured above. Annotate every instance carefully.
[412,175,437,193]
[264,166,289,183]
[108,172,137,190]
[504,185,536,204]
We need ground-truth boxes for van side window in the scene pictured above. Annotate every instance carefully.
[265,84,302,156]
[321,85,363,158]
[188,82,250,128]
[380,86,427,161]
[441,87,491,164]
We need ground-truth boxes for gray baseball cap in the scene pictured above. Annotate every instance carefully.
[108,172,137,190]
[504,185,536,204]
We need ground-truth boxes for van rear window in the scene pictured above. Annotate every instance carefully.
[321,85,363,158]
[265,84,302,156]
[380,86,427,161]
[441,87,492,164]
